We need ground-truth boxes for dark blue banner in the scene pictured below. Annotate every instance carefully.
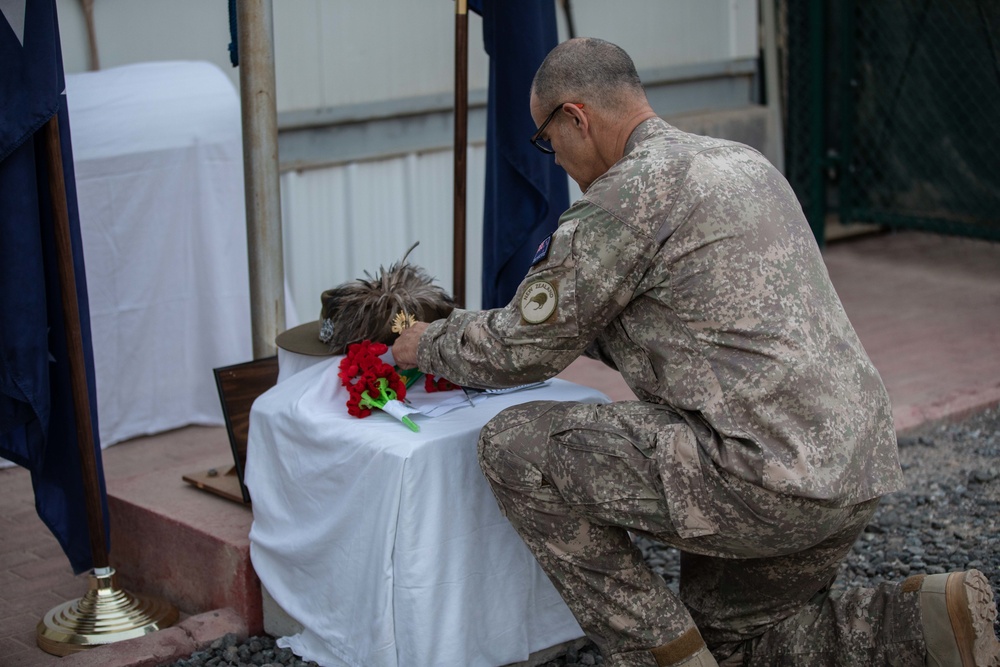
[0,0,109,575]
[471,0,568,308]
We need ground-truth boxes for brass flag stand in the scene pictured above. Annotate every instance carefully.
[35,113,178,656]
[37,567,178,655]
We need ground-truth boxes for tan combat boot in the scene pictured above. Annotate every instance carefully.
[907,569,1000,666]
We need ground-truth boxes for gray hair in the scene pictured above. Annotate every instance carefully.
[531,38,646,114]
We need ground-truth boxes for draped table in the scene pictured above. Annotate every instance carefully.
[246,354,609,667]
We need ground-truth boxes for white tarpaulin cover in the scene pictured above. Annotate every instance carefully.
[246,356,610,666]
[65,61,253,447]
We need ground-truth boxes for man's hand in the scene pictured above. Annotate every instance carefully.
[392,321,430,369]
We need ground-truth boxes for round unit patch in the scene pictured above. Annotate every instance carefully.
[520,280,558,324]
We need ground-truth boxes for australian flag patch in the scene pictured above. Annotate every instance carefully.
[531,235,552,266]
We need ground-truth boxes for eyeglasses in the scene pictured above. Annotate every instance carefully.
[530,103,584,154]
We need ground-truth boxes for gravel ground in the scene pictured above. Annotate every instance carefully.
[163,405,1000,667]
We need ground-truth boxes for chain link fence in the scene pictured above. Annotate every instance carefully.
[776,0,1000,243]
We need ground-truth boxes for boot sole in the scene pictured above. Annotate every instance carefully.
[945,569,1000,667]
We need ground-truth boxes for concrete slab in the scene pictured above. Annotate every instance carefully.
[107,466,261,636]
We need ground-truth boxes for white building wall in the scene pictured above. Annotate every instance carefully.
[55,0,759,315]
[271,2,490,113]
[567,0,757,68]
[55,1,757,105]
[55,0,492,111]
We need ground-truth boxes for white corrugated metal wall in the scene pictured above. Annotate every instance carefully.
[279,147,486,319]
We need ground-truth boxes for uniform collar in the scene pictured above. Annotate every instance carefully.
[624,116,667,155]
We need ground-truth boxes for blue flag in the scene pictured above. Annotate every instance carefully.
[471,0,568,308]
[0,0,109,575]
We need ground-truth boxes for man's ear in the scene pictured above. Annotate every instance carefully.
[565,103,588,135]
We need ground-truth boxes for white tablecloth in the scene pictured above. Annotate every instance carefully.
[246,357,610,667]
[64,61,254,446]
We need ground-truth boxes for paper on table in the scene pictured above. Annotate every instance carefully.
[407,390,484,417]
[407,381,552,418]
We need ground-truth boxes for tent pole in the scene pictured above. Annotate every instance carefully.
[453,0,469,308]
[237,0,285,358]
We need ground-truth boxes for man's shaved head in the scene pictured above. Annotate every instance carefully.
[530,37,646,114]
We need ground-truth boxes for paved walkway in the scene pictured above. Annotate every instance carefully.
[2,230,999,667]
[823,230,1000,430]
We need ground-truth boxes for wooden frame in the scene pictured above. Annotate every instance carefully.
[183,356,279,504]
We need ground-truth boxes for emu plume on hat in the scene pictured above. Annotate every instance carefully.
[275,242,456,356]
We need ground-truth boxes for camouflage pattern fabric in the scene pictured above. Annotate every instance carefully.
[477,400,923,666]
[417,119,908,664]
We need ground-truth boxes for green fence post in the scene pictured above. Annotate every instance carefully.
[807,0,827,246]
[837,0,856,232]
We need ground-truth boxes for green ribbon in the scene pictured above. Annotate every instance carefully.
[359,377,419,432]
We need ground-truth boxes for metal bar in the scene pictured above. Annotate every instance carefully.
[43,114,108,569]
[453,0,468,308]
[80,0,99,71]
[837,0,858,228]
[848,210,1000,242]
[276,57,758,133]
[561,0,577,39]
[237,0,285,358]
[761,0,785,173]
[806,0,827,245]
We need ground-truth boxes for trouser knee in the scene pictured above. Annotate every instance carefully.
[477,400,562,502]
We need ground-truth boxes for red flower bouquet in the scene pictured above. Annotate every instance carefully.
[338,340,418,431]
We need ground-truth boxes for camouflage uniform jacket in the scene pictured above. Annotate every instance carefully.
[419,117,903,507]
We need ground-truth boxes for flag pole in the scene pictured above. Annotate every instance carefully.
[44,111,107,570]
[453,0,468,308]
[36,114,177,657]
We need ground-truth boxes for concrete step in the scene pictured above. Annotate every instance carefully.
[107,454,261,636]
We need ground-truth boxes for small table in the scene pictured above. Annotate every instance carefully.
[245,355,608,667]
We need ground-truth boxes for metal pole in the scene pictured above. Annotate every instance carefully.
[453,0,468,308]
[80,0,99,71]
[237,0,285,358]
[761,0,785,173]
[806,0,827,245]
[42,115,108,569]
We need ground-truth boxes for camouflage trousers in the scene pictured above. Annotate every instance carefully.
[477,400,924,667]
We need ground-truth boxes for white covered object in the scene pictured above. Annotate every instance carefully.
[65,61,253,447]
[246,357,609,667]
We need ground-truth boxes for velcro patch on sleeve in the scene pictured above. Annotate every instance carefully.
[519,280,558,324]
[531,235,552,266]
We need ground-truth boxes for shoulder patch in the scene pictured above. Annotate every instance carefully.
[520,280,558,324]
[531,236,552,266]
